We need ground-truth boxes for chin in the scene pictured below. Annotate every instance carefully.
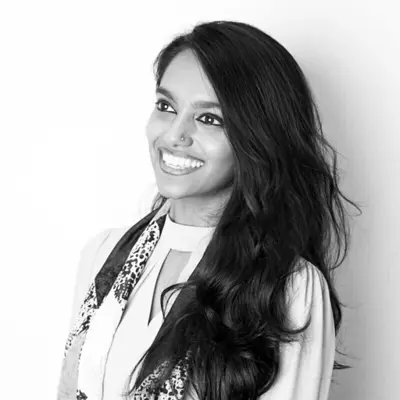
[155,183,186,200]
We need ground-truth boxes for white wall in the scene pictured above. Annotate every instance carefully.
[1,1,398,398]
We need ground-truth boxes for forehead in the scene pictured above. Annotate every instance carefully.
[160,50,217,101]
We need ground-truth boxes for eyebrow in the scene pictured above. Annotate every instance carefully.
[155,86,221,110]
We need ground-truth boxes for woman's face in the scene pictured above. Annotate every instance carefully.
[146,49,234,204]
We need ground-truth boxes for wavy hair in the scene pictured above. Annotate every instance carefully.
[125,20,361,400]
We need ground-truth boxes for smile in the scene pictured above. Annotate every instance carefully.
[158,150,205,176]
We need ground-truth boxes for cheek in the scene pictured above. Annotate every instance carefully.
[222,154,235,176]
[145,111,155,131]
[209,139,234,168]
[206,149,234,179]
[219,145,235,178]
[145,115,161,143]
[145,122,158,161]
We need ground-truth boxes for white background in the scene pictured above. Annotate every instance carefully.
[1,1,399,399]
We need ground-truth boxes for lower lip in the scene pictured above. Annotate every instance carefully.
[158,152,204,176]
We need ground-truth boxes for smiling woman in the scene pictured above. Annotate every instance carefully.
[57,20,361,400]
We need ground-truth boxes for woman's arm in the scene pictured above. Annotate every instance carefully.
[259,262,336,400]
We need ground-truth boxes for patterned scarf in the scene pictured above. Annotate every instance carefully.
[57,199,190,400]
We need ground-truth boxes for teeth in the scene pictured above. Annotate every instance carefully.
[161,150,204,169]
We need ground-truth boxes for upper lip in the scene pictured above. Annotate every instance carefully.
[159,147,204,162]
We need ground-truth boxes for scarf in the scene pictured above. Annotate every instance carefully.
[57,198,191,400]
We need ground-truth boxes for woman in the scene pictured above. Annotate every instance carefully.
[58,20,360,400]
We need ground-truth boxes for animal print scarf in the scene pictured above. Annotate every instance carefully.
[57,198,190,400]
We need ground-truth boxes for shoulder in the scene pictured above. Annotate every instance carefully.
[81,181,159,270]
[72,227,129,304]
[69,184,160,330]
[79,226,131,280]
[286,258,329,299]
[264,260,336,400]
[285,258,333,331]
[68,226,131,331]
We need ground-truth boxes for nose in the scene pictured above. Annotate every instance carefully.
[163,114,194,147]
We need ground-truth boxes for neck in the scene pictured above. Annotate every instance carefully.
[168,189,231,227]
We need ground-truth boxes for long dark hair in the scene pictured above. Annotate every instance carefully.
[125,20,361,399]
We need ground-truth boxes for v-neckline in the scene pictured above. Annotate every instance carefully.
[144,211,215,328]
[147,310,163,329]
[145,249,200,328]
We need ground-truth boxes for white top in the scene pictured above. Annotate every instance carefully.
[68,185,336,400]
[102,212,214,399]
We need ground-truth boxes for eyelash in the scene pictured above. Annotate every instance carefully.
[154,99,224,128]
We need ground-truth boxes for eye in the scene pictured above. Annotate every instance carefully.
[154,99,224,128]
[197,114,224,127]
[155,99,175,113]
